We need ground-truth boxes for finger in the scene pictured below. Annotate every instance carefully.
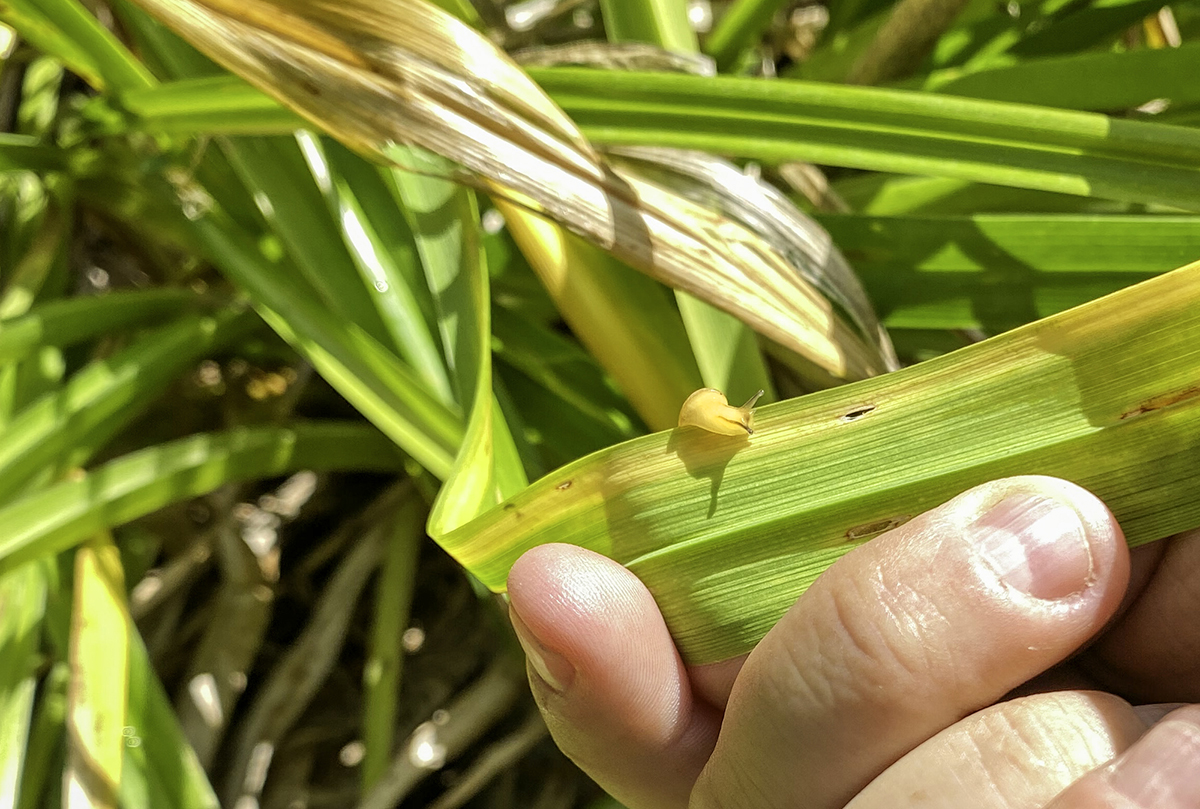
[1110,539,1167,619]
[847,691,1146,809]
[1005,540,1171,700]
[507,544,720,809]
[1083,528,1200,702]
[1132,702,1188,726]
[692,476,1130,809]
[688,655,747,709]
[1045,703,1200,809]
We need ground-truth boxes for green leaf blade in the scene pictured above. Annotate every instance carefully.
[437,263,1200,664]
[0,423,405,577]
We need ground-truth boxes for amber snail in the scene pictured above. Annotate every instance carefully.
[677,388,765,436]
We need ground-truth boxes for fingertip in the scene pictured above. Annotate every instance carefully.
[506,544,720,808]
[920,476,1129,617]
[507,543,661,668]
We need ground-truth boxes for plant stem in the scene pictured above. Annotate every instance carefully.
[847,0,971,85]
[705,0,791,71]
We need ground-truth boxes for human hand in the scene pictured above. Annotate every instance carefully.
[506,476,1200,808]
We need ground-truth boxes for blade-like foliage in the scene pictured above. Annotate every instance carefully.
[2,0,1198,803]
[0,423,404,576]
[122,0,890,382]
[65,535,129,809]
[436,262,1200,663]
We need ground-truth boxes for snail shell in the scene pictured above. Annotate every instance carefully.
[678,388,764,436]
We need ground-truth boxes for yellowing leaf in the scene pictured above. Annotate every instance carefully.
[66,535,129,809]
[128,0,889,381]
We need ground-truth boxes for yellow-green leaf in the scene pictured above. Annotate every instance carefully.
[434,261,1200,664]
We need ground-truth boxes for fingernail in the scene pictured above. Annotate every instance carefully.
[1108,711,1200,807]
[509,607,575,693]
[972,494,1094,600]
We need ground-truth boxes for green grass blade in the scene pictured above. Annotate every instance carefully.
[0,422,405,577]
[495,361,632,470]
[924,40,1200,111]
[0,0,156,93]
[820,214,1200,330]
[490,305,642,440]
[65,534,129,809]
[677,298,776,404]
[117,61,1200,211]
[1004,0,1161,59]
[108,0,223,81]
[310,137,453,404]
[0,289,209,365]
[833,173,1137,216]
[122,627,218,809]
[187,216,462,476]
[530,68,1200,210]
[704,0,792,71]
[16,663,67,809]
[389,162,481,407]
[435,261,1200,664]
[220,136,395,350]
[361,496,424,791]
[599,0,699,54]
[0,562,48,807]
[929,0,1160,75]
[0,309,256,500]
[118,76,300,134]
[491,370,545,480]
[394,161,527,533]
[0,136,69,173]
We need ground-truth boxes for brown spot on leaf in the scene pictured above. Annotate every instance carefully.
[846,515,911,541]
[1119,383,1200,420]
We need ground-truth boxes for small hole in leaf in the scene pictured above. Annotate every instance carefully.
[839,404,876,423]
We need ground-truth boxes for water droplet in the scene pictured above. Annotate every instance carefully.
[402,626,425,652]
[482,209,506,234]
[408,721,446,769]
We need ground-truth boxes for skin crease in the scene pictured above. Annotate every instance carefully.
[506,477,1200,809]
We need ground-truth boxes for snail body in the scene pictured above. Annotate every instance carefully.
[678,388,764,436]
